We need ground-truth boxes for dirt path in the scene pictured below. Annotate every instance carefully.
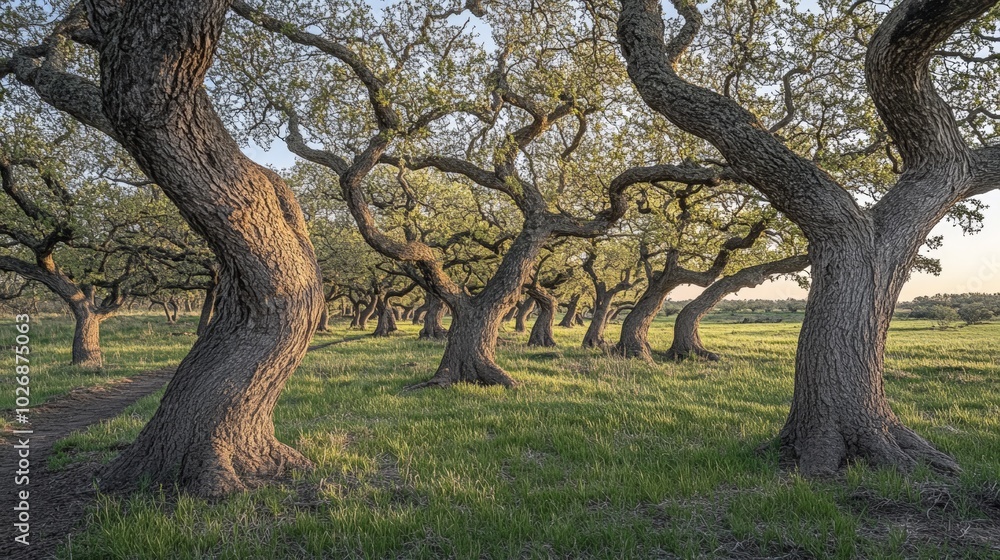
[0,367,175,559]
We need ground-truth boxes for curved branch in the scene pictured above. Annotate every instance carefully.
[865,0,993,169]
[616,0,862,237]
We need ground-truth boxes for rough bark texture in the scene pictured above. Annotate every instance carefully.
[70,304,104,368]
[667,255,809,361]
[558,293,583,327]
[616,0,998,474]
[526,285,557,347]
[357,296,377,330]
[408,227,551,388]
[581,250,634,349]
[779,240,958,476]
[414,303,516,388]
[419,294,448,340]
[372,297,398,337]
[583,294,614,349]
[514,299,534,332]
[91,0,325,496]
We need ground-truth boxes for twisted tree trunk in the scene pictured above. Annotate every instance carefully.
[92,0,324,496]
[372,296,398,337]
[410,228,550,388]
[583,288,614,349]
[357,296,377,330]
[514,299,534,333]
[558,293,583,327]
[527,285,557,347]
[0,256,119,368]
[616,258,688,362]
[667,255,809,361]
[419,295,448,340]
[615,0,993,475]
[779,239,957,475]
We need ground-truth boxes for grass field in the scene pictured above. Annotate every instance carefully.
[3,312,1000,558]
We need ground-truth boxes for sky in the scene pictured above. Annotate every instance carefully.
[244,0,1000,302]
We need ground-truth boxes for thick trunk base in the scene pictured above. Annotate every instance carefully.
[101,430,312,497]
[408,352,517,390]
[527,327,556,347]
[71,311,103,369]
[778,242,959,477]
[665,337,719,361]
[408,307,516,389]
[372,303,397,337]
[582,301,612,349]
[778,413,959,477]
[419,296,448,340]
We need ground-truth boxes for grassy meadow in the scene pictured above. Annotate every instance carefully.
[3,311,1000,558]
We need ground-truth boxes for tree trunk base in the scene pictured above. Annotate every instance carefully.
[527,332,556,347]
[665,345,720,362]
[418,327,448,340]
[614,339,653,362]
[101,434,313,497]
[778,418,960,478]
[71,355,104,369]
[406,354,518,390]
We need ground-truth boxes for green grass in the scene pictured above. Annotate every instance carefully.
[0,313,195,429]
[6,313,1000,558]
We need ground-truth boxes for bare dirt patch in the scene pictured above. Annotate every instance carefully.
[0,367,175,559]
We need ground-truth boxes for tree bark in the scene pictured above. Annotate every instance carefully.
[778,240,957,476]
[667,255,809,361]
[419,294,448,340]
[410,227,551,388]
[414,302,515,387]
[349,301,362,328]
[70,304,104,368]
[357,296,377,330]
[372,296,398,337]
[527,285,557,347]
[92,0,324,496]
[558,293,582,328]
[616,253,692,362]
[615,0,992,475]
[616,223,766,361]
[317,304,329,332]
[514,299,534,333]
[583,289,614,349]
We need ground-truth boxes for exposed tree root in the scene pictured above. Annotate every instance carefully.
[778,421,960,478]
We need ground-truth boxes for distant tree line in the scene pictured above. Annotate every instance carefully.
[901,294,1000,325]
